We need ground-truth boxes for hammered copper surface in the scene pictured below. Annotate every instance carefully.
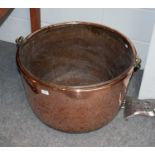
[16,22,136,132]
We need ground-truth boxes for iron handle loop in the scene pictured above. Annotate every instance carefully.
[15,36,24,47]
[134,56,141,72]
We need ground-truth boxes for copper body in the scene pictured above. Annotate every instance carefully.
[16,22,137,132]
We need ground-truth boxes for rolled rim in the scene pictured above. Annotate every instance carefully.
[16,21,137,92]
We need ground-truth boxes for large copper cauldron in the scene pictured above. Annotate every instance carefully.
[16,22,138,132]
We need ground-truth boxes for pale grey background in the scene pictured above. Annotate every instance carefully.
[1,8,155,69]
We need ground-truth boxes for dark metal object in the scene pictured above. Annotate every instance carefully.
[16,22,138,132]
[134,56,141,71]
[15,36,24,47]
[124,97,155,119]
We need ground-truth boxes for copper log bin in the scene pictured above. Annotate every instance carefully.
[16,22,137,132]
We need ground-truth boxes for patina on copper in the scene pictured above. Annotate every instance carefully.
[16,21,137,132]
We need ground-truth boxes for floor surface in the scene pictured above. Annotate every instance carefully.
[0,40,155,147]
